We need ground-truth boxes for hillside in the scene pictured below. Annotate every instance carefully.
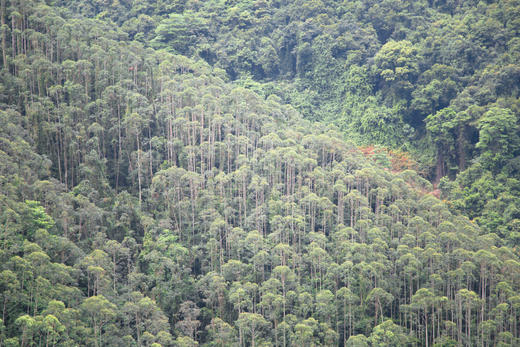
[0,0,520,346]
[55,0,520,244]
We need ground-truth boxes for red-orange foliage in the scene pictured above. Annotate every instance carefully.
[358,146,417,173]
[387,149,417,172]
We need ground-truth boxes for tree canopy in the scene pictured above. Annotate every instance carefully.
[1,0,520,346]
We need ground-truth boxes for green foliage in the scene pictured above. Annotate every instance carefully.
[23,200,55,239]
[368,320,410,346]
[152,12,209,55]
[0,0,520,346]
[476,107,520,171]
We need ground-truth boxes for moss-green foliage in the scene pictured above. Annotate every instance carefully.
[54,0,520,238]
[1,1,520,346]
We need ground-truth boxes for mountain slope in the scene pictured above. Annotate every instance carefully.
[55,0,520,244]
[0,1,519,346]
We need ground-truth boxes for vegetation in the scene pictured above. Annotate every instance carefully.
[0,0,519,346]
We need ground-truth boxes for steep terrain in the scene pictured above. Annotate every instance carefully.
[56,0,520,244]
[0,1,520,346]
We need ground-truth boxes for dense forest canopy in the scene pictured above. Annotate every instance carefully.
[0,0,520,346]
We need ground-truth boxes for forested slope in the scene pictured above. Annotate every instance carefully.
[52,0,520,245]
[0,0,520,346]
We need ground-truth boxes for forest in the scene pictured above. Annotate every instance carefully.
[0,0,520,346]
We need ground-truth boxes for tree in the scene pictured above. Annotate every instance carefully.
[411,288,435,347]
[374,40,420,101]
[366,288,393,327]
[314,289,334,326]
[176,301,200,340]
[337,286,359,343]
[425,107,471,182]
[346,334,369,347]
[476,107,519,172]
[15,315,36,347]
[206,317,236,347]
[175,335,199,347]
[456,289,480,345]
[294,318,318,347]
[80,295,116,347]
[152,12,209,55]
[236,313,269,347]
[0,270,18,325]
[41,314,65,347]
[368,319,410,347]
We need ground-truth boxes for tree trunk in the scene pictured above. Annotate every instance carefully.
[434,150,445,185]
[1,0,6,69]
[457,126,466,170]
[136,133,142,204]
